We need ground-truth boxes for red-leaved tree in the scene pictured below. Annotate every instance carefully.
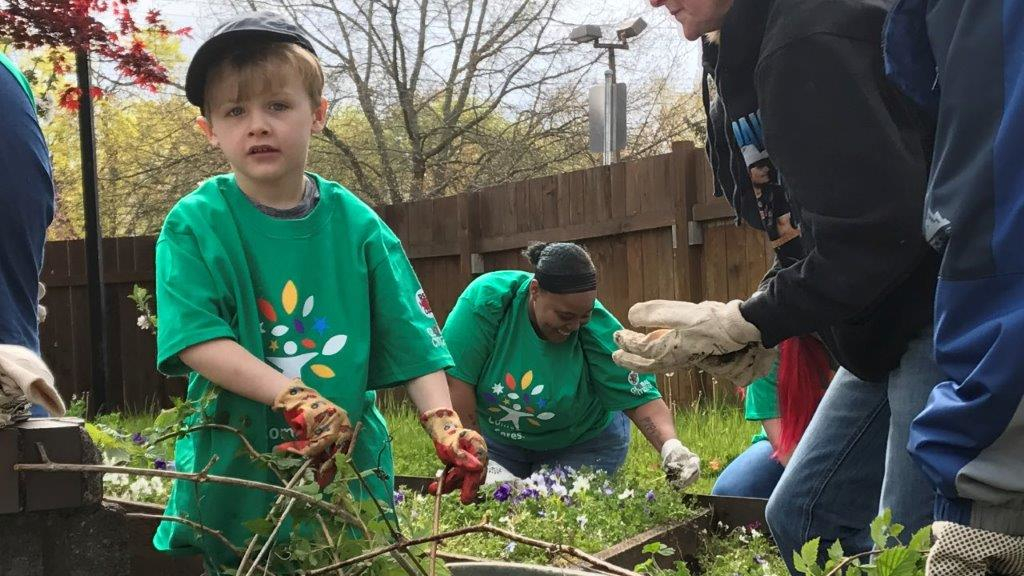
[0,0,190,109]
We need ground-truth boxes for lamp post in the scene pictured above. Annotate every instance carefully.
[570,18,648,165]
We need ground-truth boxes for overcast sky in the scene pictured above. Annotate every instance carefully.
[140,0,703,92]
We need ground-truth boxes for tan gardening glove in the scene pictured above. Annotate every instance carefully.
[272,381,352,487]
[660,439,700,490]
[421,408,488,504]
[694,344,777,387]
[928,521,1024,576]
[37,282,46,324]
[613,300,763,373]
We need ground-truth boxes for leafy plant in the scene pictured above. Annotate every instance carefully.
[792,510,930,576]
[129,284,157,333]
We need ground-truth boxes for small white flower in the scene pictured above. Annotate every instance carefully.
[569,476,591,496]
[137,315,150,330]
[617,489,634,500]
[576,514,587,528]
[551,483,568,497]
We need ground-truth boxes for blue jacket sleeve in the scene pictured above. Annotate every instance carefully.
[894,0,1024,531]
[0,60,54,353]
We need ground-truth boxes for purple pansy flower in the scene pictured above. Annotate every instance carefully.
[153,458,167,470]
[646,490,656,502]
[131,432,146,445]
[493,483,513,502]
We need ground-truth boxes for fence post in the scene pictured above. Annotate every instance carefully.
[457,192,481,283]
[670,141,708,406]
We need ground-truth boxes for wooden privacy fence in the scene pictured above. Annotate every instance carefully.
[39,141,773,412]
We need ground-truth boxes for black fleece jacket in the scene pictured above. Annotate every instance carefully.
[712,0,939,382]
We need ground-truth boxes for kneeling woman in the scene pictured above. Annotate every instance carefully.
[442,242,699,488]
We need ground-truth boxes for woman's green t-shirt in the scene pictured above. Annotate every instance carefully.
[442,271,661,450]
[745,359,780,444]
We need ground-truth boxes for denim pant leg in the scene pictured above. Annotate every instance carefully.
[880,330,942,539]
[536,412,632,476]
[712,440,785,499]
[766,367,889,574]
[484,435,536,478]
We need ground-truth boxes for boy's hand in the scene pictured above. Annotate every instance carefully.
[272,382,352,487]
[420,408,488,504]
[272,381,352,457]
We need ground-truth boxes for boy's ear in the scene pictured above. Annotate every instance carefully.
[196,115,219,147]
[311,97,328,133]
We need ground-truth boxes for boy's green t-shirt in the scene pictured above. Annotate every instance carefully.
[745,359,780,444]
[153,173,452,567]
[442,271,661,450]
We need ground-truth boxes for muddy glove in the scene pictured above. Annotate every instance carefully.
[613,300,762,373]
[694,344,777,387]
[660,439,700,490]
[272,382,352,487]
[928,521,1024,576]
[421,408,488,504]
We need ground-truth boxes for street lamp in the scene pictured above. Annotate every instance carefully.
[570,17,648,164]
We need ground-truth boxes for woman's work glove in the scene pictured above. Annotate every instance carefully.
[420,408,488,504]
[272,382,352,486]
[660,439,700,490]
[928,521,1024,576]
[613,299,774,384]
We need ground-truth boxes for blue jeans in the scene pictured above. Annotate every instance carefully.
[712,440,784,499]
[766,330,942,574]
[485,411,631,477]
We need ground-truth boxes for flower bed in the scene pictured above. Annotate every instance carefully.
[395,467,703,566]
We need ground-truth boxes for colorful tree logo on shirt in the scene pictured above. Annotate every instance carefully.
[258,280,348,379]
[482,370,555,431]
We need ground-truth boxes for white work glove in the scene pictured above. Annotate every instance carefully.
[613,300,762,372]
[660,439,700,490]
[37,282,47,324]
[0,344,66,417]
[928,521,1024,576]
[483,460,521,485]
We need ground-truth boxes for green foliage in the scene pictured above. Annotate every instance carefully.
[792,510,931,576]
[633,524,787,576]
[129,284,157,333]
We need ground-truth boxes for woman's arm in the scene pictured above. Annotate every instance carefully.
[761,417,789,465]
[446,374,480,432]
[624,398,677,451]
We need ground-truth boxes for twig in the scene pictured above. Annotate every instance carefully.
[237,461,312,574]
[14,458,360,525]
[245,498,298,576]
[125,513,244,558]
[822,547,929,576]
[304,523,640,576]
[149,424,287,482]
[429,467,447,576]
[316,515,346,576]
[342,425,427,576]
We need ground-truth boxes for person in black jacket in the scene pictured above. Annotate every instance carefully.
[613,0,943,571]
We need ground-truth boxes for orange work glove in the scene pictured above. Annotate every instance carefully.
[272,381,352,487]
[420,408,488,504]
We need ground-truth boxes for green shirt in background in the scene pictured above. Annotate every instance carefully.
[745,359,780,444]
[153,173,452,567]
[0,53,36,107]
[442,271,661,451]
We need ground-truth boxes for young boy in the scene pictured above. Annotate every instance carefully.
[154,12,487,571]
